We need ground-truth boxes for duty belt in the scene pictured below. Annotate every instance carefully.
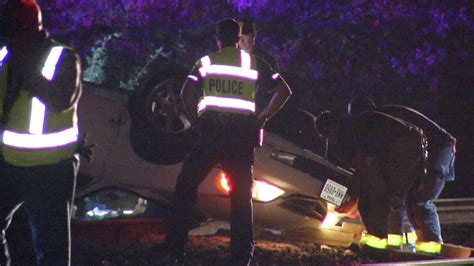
[201,111,256,126]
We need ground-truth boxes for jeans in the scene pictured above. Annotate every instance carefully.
[0,157,78,266]
[407,177,445,242]
[166,116,257,265]
[406,143,455,242]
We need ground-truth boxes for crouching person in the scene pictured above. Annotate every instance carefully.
[347,97,457,252]
[315,110,427,251]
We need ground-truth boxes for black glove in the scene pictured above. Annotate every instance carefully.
[75,133,96,163]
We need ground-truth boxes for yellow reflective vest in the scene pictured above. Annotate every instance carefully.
[0,45,78,167]
[197,47,258,115]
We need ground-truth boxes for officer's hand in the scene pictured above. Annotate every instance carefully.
[75,133,96,163]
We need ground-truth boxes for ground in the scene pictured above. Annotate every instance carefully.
[7,218,474,265]
[73,235,367,265]
[71,223,474,265]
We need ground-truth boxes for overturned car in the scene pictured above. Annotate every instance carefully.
[74,63,361,246]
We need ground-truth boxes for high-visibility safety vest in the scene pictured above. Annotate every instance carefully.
[0,45,79,167]
[197,47,258,115]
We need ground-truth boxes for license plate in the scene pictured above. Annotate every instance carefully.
[320,179,347,206]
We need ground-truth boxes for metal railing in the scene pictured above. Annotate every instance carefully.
[435,198,474,224]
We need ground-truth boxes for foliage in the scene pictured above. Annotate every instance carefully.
[82,33,120,85]
[37,1,473,115]
[34,0,474,195]
[119,47,166,91]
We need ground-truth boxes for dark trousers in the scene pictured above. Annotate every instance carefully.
[357,134,425,239]
[0,157,78,266]
[166,116,257,265]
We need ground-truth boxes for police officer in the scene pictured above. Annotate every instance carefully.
[238,19,278,71]
[315,110,427,251]
[239,19,283,117]
[165,19,291,265]
[0,0,82,265]
[348,97,456,252]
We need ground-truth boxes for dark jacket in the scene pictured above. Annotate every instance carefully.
[333,111,424,167]
[377,104,456,150]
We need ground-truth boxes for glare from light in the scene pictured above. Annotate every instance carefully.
[216,172,232,194]
[270,151,296,166]
[321,212,340,228]
[86,207,109,217]
[215,173,284,202]
[252,180,285,202]
[123,210,134,215]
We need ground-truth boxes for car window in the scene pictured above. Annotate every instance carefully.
[73,187,170,221]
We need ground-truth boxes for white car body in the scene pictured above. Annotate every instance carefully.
[75,83,359,245]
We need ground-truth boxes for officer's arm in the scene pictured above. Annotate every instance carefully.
[257,78,292,124]
[28,49,82,112]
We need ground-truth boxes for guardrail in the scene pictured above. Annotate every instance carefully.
[435,198,474,224]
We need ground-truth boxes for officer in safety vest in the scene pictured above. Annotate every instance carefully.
[165,19,291,265]
[0,0,82,265]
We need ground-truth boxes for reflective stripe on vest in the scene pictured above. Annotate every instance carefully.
[0,46,8,66]
[29,97,46,134]
[197,96,255,113]
[2,46,78,149]
[3,125,78,149]
[197,50,257,114]
[41,46,64,81]
[187,74,198,82]
[198,51,258,80]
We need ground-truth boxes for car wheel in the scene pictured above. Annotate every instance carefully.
[128,66,196,165]
[144,78,191,134]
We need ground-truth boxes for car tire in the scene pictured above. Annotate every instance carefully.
[128,64,196,165]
